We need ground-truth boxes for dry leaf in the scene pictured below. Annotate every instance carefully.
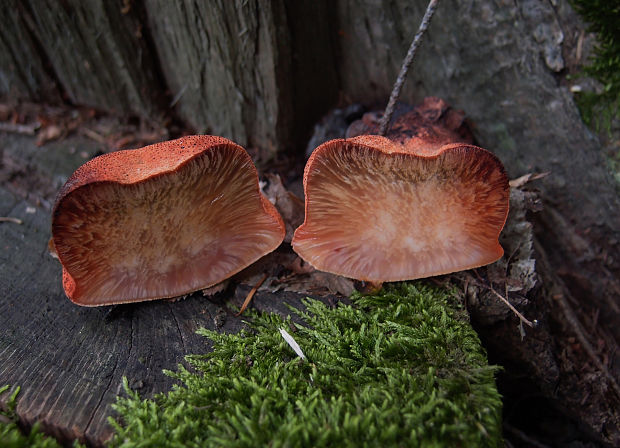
[202,280,230,297]
[36,125,63,146]
[263,173,304,243]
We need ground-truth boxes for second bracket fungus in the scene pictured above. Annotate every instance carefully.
[292,98,509,283]
[51,135,285,306]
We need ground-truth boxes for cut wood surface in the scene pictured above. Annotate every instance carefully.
[0,133,323,446]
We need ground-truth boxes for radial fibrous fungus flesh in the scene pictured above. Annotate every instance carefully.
[51,135,285,306]
[292,97,509,283]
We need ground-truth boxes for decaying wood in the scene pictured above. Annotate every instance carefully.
[0,1,61,103]
[2,0,164,118]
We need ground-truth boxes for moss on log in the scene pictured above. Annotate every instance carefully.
[109,285,502,447]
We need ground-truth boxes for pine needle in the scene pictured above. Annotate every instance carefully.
[236,274,267,316]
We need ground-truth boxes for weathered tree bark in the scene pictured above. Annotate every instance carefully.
[0,1,338,156]
[144,0,337,154]
[4,0,165,118]
[0,0,60,102]
[144,0,293,151]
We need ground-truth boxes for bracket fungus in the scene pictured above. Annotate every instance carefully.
[292,98,509,283]
[51,135,285,306]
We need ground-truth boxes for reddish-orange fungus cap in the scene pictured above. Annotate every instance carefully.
[52,135,285,306]
[292,135,509,282]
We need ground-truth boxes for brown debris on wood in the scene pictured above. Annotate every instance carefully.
[458,175,543,327]
[262,173,305,243]
[233,250,356,299]
[0,102,170,151]
[346,97,475,145]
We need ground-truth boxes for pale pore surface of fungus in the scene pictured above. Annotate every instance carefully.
[292,140,508,282]
[53,140,283,305]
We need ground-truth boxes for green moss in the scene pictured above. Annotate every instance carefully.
[0,385,63,448]
[571,0,620,131]
[110,283,502,447]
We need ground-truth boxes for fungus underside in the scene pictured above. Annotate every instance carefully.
[108,283,502,447]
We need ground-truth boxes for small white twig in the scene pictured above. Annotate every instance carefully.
[279,328,306,360]
[379,0,440,136]
[487,284,535,329]
[0,121,40,135]
[0,217,23,225]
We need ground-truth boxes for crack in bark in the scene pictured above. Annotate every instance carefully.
[168,302,187,354]
[83,312,133,439]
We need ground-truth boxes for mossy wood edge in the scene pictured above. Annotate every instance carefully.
[0,385,70,448]
[570,0,620,130]
[1,284,502,447]
[108,284,501,447]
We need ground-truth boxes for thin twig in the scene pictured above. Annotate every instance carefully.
[379,0,440,136]
[0,121,40,135]
[469,270,535,329]
[488,283,534,328]
[0,217,23,225]
[236,274,267,316]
